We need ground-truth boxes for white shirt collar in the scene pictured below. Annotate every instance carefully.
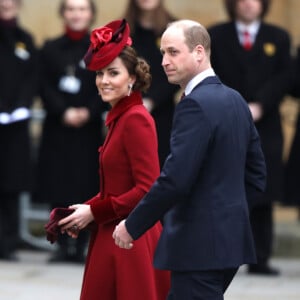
[185,68,215,96]
[236,20,261,43]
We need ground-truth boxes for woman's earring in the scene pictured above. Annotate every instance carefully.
[128,83,133,96]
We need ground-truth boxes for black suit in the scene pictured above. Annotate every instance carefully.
[284,47,300,206]
[208,21,291,268]
[0,21,37,258]
[126,76,266,298]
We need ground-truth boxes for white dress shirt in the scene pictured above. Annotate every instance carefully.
[236,20,261,46]
[185,68,216,96]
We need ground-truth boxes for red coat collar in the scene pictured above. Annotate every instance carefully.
[105,91,143,126]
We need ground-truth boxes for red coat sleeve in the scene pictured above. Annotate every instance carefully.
[85,193,101,205]
[90,110,160,224]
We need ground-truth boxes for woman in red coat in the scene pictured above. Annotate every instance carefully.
[58,19,170,300]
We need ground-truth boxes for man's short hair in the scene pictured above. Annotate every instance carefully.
[168,20,211,56]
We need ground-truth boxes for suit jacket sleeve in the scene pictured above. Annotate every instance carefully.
[245,119,267,207]
[89,112,160,224]
[126,98,212,239]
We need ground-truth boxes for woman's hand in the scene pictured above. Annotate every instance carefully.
[58,204,94,238]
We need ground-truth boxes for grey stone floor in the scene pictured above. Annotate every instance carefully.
[0,250,300,300]
[0,250,82,300]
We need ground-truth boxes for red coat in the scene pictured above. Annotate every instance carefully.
[81,92,170,300]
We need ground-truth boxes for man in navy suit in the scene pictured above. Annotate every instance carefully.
[208,0,291,276]
[113,20,266,299]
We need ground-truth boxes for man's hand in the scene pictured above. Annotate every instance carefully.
[112,220,134,249]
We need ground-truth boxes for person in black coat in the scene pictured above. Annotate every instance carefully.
[36,0,106,263]
[208,0,291,275]
[124,0,179,167]
[0,0,38,260]
[283,47,300,213]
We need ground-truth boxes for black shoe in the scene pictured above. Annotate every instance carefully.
[248,264,280,276]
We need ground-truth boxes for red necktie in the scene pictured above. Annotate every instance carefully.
[243,31,252,51]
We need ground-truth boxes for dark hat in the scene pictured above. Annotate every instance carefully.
[84,19,132,71]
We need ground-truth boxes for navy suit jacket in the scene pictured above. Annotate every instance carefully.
[126,76,266,271]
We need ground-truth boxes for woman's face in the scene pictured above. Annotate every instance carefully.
[135,0,161,11]
[0,0,19,20]
[62,0,93,31]
[95,57,136,107]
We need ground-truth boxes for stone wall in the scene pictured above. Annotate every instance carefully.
[19,0,300,48]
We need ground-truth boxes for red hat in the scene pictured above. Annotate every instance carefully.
[84,19,132,71]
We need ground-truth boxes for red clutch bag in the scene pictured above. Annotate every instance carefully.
[44,208,75,244]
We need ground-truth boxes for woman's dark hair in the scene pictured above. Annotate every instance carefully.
[123,0,175,35]
[59,0,97,24]
[119,46,152,93]
[224,0,271,20]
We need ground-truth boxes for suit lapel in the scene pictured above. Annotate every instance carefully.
[250,22,264,53]
[227,22,263,66]
[226,22,245,55]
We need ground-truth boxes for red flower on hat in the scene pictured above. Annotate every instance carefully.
[90,27,113,49]
[84,19,132,71]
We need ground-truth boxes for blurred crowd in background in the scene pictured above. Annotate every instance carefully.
[1,0,300,277]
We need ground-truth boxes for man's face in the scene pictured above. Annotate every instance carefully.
[236,0,263,24]
[160,26,198,88]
